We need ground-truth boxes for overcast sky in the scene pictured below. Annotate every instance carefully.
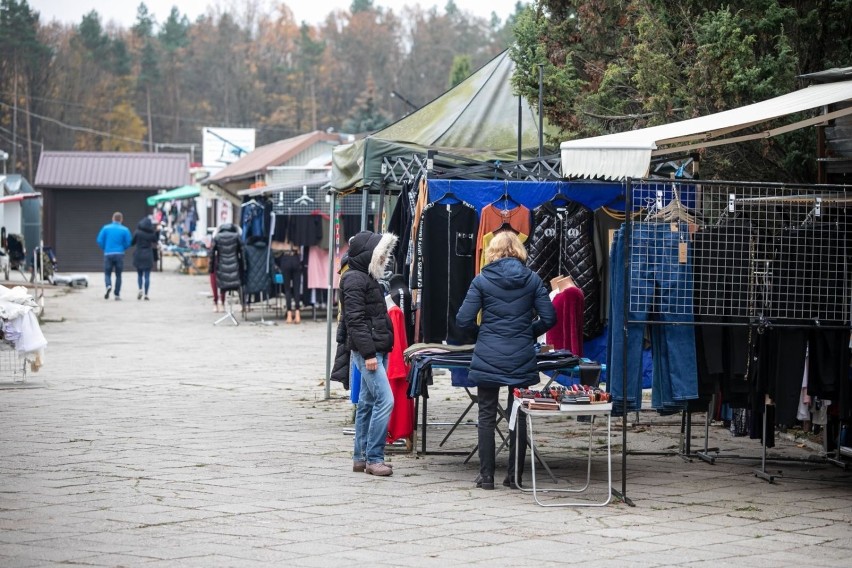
[29,0,526,28]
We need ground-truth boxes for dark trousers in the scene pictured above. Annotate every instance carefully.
[477,386,527,481]
[277,254,302,310]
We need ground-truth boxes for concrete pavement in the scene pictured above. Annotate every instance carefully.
[1,262,850,567]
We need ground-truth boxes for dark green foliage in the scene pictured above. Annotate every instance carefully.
[510,0,852,181]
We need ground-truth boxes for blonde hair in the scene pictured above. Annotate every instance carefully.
[484,230,527,265]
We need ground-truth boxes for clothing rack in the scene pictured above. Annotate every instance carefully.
[618,179,852,502]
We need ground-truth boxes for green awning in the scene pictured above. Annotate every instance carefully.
[147,185,200,206]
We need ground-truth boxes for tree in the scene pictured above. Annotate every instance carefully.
[0,0,52,177]
[510,0,848,182]
[158,7,189,140]
[342,76,391,133]
[296,22,326,131]
[448,54,472,88]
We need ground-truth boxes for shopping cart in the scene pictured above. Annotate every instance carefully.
[0,340,27,383]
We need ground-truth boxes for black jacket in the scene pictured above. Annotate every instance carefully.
[243,238,273,296]
[330,319,351,389]
[211,224,244,292]
[457,257,556,388]
[526,200,602,338]
[340,231,397,360]
[131,217,158,271]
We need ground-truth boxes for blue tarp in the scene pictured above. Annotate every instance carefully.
[427,180,625,213]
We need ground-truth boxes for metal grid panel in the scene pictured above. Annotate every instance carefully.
[627,180,852,327]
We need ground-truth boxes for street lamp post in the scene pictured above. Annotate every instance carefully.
[0,150,8,174]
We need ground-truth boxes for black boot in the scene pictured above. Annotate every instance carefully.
[475,474,495,490]
[503,475,523,489]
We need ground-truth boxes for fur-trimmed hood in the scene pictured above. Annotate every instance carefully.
[347,231,398,280]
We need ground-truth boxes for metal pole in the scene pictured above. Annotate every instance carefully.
[621,178,633,504]
[517,95,522,162]
[537,64,544,158]
[360,188,369,231]
[324,191,337,401]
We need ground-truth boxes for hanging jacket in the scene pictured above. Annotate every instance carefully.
[456,257,556,388]
[211,224,244,292]
[331,254,352,389]
[131,217,158,271]
[340,231,398,360]
[243,237,273,296]
[526,200,603,338]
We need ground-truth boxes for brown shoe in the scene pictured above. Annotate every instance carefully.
[353,460,366,472]
[365,462,393,476]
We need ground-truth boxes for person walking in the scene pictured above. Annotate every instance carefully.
[456,231,556,490]
[131,216,158,300]
[340,230,397,477]
[96,212,132,301]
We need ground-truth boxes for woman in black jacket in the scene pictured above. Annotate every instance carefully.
[457,231,556,490]
[340,230,397,477]
[131,216,159,300]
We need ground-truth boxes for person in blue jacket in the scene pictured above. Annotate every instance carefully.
[96,211,132,300]
[456,230,556,490]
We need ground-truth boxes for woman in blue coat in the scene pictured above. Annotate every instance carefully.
[457,231,556,490]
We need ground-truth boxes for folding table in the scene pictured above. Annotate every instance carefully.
[512,400,613,507]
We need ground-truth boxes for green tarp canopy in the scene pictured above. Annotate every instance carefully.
[147,185,200,206]
[331,50,561,192]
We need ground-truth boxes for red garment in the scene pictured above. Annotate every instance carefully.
[546,286,585,356]
[387,305,414,443]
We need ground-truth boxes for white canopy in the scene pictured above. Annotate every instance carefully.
[561,80,852,180]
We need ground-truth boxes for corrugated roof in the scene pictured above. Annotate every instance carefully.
[35,152,190,189]
[207,131,340,185]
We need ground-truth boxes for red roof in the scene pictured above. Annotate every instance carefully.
[35,152,190,189]
[207,131,340,185]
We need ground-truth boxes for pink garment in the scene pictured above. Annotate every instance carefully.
[307,247,329,289]
[307,244,349,289]
[546,286,585,356]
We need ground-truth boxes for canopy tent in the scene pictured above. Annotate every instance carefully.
[561,80,852,181]
[331,50,560,191]
[146,185,201,206]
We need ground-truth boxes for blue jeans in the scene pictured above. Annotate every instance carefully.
[137,269,151,294]
[609,224,698,413]
[351,351,393,464]
[104,254,124,296]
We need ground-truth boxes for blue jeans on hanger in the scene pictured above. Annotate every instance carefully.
[351,351,394,465]
[609,224,698,413]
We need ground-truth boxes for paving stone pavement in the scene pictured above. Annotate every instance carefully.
[1,263,851,567]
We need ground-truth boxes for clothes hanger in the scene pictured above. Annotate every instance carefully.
[436,182,460,204]
[645,184,695,224]
[241,198,259,208]
[293,186,314,205]
[492,181,519,214]
[550,190,571,206]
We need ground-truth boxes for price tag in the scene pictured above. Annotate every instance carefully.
[670,222,679,232]
[678,241,688,264]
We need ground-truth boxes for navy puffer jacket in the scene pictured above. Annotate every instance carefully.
[456,257,556,388]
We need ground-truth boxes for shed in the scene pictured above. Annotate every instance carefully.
[206,131,341,203]
[35,152,190,271]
